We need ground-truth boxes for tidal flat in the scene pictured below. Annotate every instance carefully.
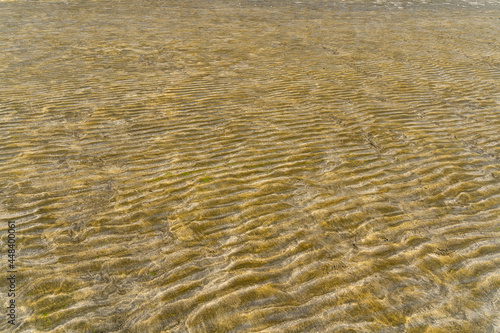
[0,0,499,332]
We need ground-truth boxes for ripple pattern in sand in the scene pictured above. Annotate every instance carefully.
[1,1,500,332]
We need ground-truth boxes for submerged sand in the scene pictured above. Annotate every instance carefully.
[1,0,499,332]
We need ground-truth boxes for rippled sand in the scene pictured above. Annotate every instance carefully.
[1,0,500,332]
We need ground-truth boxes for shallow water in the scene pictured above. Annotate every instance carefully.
[1,0,500,332]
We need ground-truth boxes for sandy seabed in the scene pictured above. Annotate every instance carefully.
[1,0,500,332]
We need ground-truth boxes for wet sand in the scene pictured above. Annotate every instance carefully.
[1,0,500,332]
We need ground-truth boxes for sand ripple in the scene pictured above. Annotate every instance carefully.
[1,0,499,332]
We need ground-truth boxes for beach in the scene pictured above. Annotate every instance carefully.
[1,0,499,332]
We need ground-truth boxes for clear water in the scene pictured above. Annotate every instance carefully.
[1,0,499,332]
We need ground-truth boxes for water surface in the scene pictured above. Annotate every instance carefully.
[1,0,500,332]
